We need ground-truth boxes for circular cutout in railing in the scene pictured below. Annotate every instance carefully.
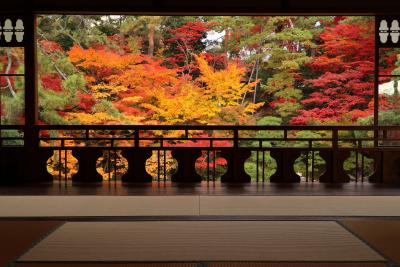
[46,150,78,181]
[293,152,314,182]
[244,151,276,182]
[145,150,177,182]
[195,150,227,181]
[96,150,128,181]
[294,151,327,182]
[344,151,375,182]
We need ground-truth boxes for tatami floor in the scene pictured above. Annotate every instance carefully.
[1,195,400,218]
[17,221,384,262]
[1,183,400,267]
[1,219,400,266]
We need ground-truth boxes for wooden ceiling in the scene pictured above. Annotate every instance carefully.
[2,0,400,14]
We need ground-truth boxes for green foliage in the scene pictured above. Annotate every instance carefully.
[92,100,121,117]
[257,116,282,126]
[38,89,69,124]
[37,15,109,50]
[343,152,375,181]
[245,151,277,181]
[0,130,24,146]
[1,91,24,124]
[62,73,86,96]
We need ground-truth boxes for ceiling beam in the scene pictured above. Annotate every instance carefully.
[2,0,400,14]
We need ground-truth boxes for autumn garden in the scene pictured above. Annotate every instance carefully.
[1,15,400,181]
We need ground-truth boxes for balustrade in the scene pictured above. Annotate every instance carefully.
[1,125,400,185]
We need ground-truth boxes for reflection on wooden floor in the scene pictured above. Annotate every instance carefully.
[1,181,400,196]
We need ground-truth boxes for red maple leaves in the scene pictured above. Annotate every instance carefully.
[292,19,375,124]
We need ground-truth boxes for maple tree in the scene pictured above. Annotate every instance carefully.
[164,20,212,75]
[378,50,400,126]
[2,15,392,181]
[292,17,375,125]
[0,48,25,128]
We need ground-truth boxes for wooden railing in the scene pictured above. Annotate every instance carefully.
[1,124,400,185]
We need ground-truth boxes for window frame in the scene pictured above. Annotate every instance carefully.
[2,12,400,147]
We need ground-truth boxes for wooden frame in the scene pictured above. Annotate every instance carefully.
[1,0,400,185]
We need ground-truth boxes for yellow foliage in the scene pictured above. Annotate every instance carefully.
[67,46,264,127]
[107,63,179,101]
[196,55,259,107]
[141,82,219,125]
[121,96,143,104]
[244,102,265,114]
[68,45,144,70]
[65,112,122,124]
[47,150,78,179]
[96,151,128,180]
[91,84,129,99]
[145,151,177,180]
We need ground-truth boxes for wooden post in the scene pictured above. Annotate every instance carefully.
[24,11,45,182]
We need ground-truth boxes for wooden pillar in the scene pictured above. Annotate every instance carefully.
[361,150,383,183]
[24,11,43,182]
[270,149,302,183]
[381,150,400,183]
[171,149,202,183]
[220,149,251,183]
[0,147,26,184]
[121,149,153,183]
[71,148,103,183]
[319,150,351,183]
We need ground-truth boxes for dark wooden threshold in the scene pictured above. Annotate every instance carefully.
[1,181,400,196]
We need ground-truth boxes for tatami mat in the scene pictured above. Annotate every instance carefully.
[200,196,400,216]
[18,221,383,262]
[2,196,400,217]
[0,196,199,217]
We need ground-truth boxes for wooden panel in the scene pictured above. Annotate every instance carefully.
[209,263,388,267]
[0,221,63,267]
[15,262,389,267]
[342,220,400,263]
[16,264,196,267]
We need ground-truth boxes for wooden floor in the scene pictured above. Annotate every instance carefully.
[342,220,400,264]
[0,221,63,267]
[1,181,400,196]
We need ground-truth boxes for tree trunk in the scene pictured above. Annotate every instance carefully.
[253,58,260,104]
[241,61,256,105]
[148,25,155,56]
[5,49,16,97]
[223,28,230,67]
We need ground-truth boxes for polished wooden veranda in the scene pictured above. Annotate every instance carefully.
[0,182,400,219]
[1,181,400,196]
